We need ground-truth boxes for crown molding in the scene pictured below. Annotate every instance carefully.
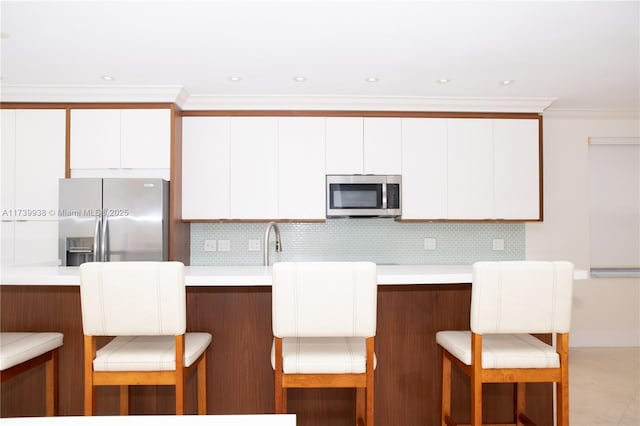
[543,108,640,119]
[182,94,557,113]
[0,84,557,112]
[0,84,188,105]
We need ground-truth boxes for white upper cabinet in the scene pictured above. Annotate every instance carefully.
[182,117,230,219]
[325,117,363,174]
[229,117,279,219]
[120,109,171,169]
[401,118,448,219]
[278,117,326,219]
[363,118,402,174]
[3,109,66,220]
[70,108,171,178]
[447,119,494,219]
[493,119,540,219]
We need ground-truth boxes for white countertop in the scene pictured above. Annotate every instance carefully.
[0,264,589,286]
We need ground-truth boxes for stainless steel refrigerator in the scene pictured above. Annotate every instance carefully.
[58,178,169,266]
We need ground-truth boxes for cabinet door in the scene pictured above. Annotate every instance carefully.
[1,221,14,266]
[1,110,16,213]
[364,118,402,174]
[120,109,171,169]
[70,109,121,169]
[326,117,364,174]
[447,119,493,219]
[182,117,230,219]
[229,117,278,219]
[401,118,448,219]
[15,110,66,220]
[14,221,59,266]
[278,117,326,219]
[493,119,540,219]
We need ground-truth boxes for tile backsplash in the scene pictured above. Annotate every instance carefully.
[190,219,524,266]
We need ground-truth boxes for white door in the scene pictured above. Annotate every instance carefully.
[229,117,278,219]
[278,117,326,219]
[325,117,364,174]
[364,118,402,174]
[493,119,540,219]
[182,117,231,219]
[1,221,14,267]
[447,119,493,219]
[1,110,16,214]
[401,118,448,219]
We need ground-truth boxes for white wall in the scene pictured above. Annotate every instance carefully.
[526,110,640,347]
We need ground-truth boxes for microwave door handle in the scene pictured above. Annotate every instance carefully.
[93,216,101,262]
[382,183,388,209]
[101,213,109,262]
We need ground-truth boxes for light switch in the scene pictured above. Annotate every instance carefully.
[204,240,217,252]
[424,237,436,250]
[218,240,231,252]
[248,239,261,252]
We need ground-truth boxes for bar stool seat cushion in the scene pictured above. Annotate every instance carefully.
[436,330,560,369]
[270,336,377,374]
[0,332,64,371]
[93,333,212,372]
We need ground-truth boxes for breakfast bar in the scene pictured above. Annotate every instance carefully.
[1,266,587,425]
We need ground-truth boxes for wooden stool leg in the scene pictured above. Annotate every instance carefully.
[44,350,58,416]
[441,350,452,426]
[356,388,365,426]
[197,354,207,415]
[516,382,526,425]
[83,336,96,416]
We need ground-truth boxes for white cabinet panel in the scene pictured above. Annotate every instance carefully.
[364,118,402,174]
[229,118,278,219]
[401,118,448,219]
[14,221,59,266]
[15,110,66,219]
[447,119,494,219]
[121,109,171,169]
[1,222,14,267]
[325,117,363,174]
[1,109,16,213]
[70,109,121,169]
[493,119,540,219]
[71,109,170,177]
[182,117,230,219]
[278,117,326,219]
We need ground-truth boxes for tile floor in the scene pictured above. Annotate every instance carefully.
[570,347,639,425]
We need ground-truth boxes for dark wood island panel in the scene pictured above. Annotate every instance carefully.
[1,284,552,425]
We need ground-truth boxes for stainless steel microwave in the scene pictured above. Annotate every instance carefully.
[326,175,402,218]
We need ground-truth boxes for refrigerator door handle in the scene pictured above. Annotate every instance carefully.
[101,213,109,262]
[93,216,102,262]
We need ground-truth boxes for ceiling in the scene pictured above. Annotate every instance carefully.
[1,0,639,112]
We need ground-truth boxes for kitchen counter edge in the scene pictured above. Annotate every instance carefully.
[0,265,589,287]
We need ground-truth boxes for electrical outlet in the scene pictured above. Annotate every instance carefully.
[424,237,436,250]
[218,240,231,252]
[248,239,261,252]
[492,239,504,251]
[204,240,217,252]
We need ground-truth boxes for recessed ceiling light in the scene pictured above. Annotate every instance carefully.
[436,78,450,84]
[501,80,515,86]
[101,75,115,81]
[365,77,379,83]
[293,76,307,82]
[228,76,242,82]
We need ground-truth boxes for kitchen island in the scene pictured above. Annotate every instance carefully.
[1,265,586,425]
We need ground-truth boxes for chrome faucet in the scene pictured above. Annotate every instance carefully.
[263,222,282,266]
